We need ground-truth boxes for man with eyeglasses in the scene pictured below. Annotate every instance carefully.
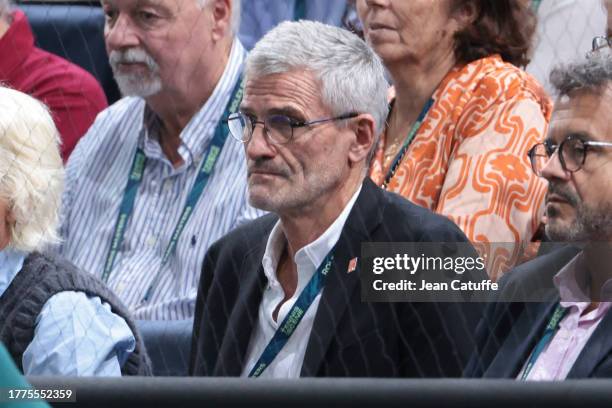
[465,53,612,379]
[190,20,483,378]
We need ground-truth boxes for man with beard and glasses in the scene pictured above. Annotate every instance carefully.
[465,52,612,380]
[58,0,263,320]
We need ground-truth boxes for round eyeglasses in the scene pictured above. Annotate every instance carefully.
[226,112,359,144]
[528,136,612,177]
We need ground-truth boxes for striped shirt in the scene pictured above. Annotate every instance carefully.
[59,40,263,320]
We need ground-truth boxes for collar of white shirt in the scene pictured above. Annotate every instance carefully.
[261,184,363,294]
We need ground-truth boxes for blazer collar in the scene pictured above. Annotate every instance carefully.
[483,247,612,379]
[341,178,385,241]
[487,301,557,378]
[213,224,271,376]
[301,178,386,376]
[568,307,612,378]
[493,298,612,379]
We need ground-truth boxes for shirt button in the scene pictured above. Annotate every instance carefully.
[147,236,156,247]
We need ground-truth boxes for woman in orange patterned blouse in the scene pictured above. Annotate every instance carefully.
[357,0,552,280]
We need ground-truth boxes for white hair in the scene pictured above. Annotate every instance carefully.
[245,20,389,160]
[0,87,64,252]
[199,0,241,35]
[109,48,162,97]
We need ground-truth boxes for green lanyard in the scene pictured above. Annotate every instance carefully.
[382,98,434,189]
[293,0,307,21]
[101,77,245,302]
[249,254,334,377]
[532,0,543,12]
[520,303,568,380]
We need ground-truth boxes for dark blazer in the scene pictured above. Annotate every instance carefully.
[190,178,484,378]
[465,245,612,378]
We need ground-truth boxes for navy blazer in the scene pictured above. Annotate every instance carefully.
[465,245,612,378]
[190,178,485,378]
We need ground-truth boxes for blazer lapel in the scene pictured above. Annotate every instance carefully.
[487,301,557,378]
[568,309,612,378]
[301,179,384,376]
[214,246,268,376]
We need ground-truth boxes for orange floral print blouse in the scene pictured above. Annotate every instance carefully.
[369,55,553,280]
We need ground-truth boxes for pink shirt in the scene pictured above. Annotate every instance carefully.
[521,253,612,380]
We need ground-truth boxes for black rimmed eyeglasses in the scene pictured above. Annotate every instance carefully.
[527,135,612,177]
[226,112,359,144]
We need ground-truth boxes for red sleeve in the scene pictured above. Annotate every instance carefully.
[16,48,108,161]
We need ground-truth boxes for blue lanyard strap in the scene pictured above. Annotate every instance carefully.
[101,77,245,289]
[531,0,543,12]
[101,150,147,283]
[520,303,568,380]
[248,253,335,377]
[382,98,434,189]
[293,0,307,21]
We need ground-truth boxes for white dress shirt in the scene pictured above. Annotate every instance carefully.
[241,186,362,378]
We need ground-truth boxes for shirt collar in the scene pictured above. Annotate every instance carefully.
[0,10,35,79]
[0,247,27,298]
[138,39,247,167]
[554,251,612,312]
[262,184,363,286]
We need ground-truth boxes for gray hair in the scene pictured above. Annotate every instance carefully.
[245,20,389,160]
[199,0,241,36]
[0,87,64,252]
[550,54,612,96]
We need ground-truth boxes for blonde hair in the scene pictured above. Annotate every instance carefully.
[0,87,64,252]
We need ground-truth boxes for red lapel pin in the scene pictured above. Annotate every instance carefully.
[347,257,358,274]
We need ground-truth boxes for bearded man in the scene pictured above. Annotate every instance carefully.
[58,0,262,320]
[466,52,612,379]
